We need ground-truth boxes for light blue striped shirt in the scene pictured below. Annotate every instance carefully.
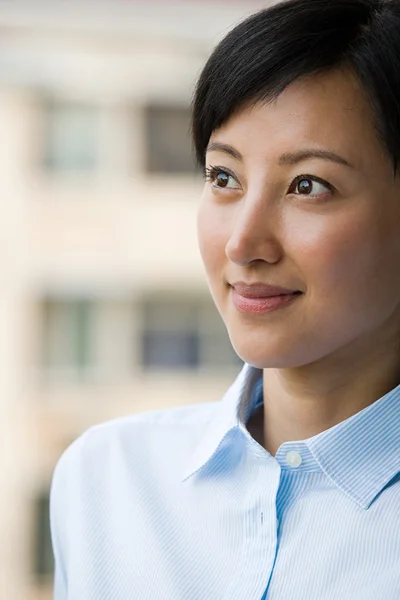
[50,362,400,599]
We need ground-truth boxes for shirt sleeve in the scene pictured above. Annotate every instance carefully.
[49,447,70,599]
[49,435,85,600]
[52,561,67,600]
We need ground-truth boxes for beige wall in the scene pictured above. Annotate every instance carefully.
[0,2,266,598]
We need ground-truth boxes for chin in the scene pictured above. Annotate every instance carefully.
[231,343,296,369]
[229,333,317,370]
[238,353,304,370]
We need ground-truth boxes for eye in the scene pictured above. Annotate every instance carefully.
[289,174,333,197]
[205,166,241,190]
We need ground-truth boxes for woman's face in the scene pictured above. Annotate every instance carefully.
[197,68,400,369]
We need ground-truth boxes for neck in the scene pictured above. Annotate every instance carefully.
[257,330,400,457]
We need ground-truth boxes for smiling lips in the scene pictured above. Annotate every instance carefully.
[230,282,302,314]
[230,281,302,298]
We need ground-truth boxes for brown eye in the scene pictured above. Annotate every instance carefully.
[215,172,230,187]
[297,178,313,194]
[289,175,332,197]
[205,166,241,190]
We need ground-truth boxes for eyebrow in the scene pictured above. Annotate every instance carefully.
[206,142,354,169]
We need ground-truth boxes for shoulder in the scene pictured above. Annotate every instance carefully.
[51,400,218,490]
[49,399,223,588]
[50,400,219,544]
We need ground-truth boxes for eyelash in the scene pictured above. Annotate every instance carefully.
[204,165,334,197]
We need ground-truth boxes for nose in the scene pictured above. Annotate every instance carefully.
[225,193,283,266]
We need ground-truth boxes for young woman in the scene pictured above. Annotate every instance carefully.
[50,0,400,598]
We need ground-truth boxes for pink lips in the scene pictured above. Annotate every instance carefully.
[230,282,300,298]
[230,283,302,315]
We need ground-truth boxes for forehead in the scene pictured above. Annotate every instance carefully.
[209,68,387,171]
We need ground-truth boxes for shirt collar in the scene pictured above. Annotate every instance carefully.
[181,362,260,482]
[306,381,400,508]
[181,363,400,509]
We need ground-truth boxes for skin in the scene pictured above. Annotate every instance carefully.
[197,68,400,456]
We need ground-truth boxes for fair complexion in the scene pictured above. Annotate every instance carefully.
[197,68,400,456]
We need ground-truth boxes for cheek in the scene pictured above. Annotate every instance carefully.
[196,201,227,279]
[286,207,398,305]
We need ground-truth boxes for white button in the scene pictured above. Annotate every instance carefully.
[285,450,302,467]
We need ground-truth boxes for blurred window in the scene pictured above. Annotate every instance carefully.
[140,297,242,371]
[143,330,199,368]
[141,299,199,369]
[42,298,94,379]
[43,101,99,171]
[33,492,53,579]
[144,104,197,174]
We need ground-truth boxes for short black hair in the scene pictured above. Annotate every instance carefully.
[191,0,400,173]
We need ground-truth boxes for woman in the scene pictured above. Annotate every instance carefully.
[50,0,400,598]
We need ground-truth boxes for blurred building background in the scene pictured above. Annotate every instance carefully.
[0,1,269,598]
